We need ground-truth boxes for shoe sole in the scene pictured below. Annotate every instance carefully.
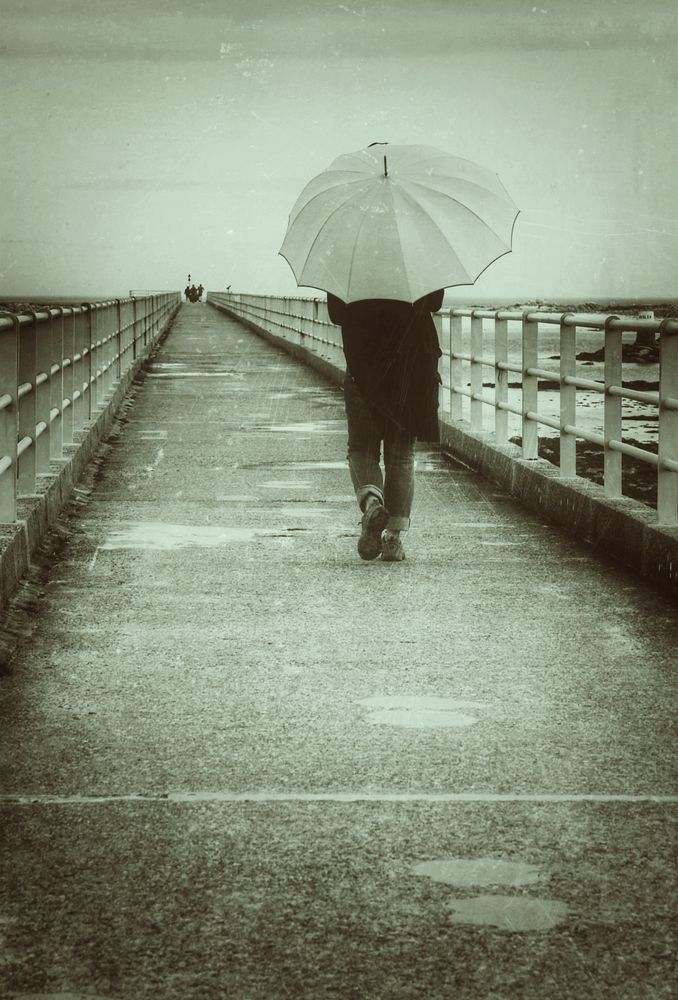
[381,549,405,562]
[357,506,390,560]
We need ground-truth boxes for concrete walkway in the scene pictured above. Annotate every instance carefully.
[0,303,676,1000]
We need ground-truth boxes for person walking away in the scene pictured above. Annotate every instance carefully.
[327,290,444,562]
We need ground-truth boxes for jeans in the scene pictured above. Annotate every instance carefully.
[344,376,415,531]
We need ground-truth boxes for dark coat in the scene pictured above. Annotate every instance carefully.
[327,290,444,442]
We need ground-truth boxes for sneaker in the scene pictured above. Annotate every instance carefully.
[381,533,405,562]
[357,503,390,560]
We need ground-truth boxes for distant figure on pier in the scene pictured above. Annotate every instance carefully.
[327,290,444,562]
[184,284,191,301]
[197,284,204,301]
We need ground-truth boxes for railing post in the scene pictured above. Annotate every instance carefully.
[435,312,448,414]
[470,312,483,432]
[658,322,678,525]
[494,315,508,441]
[74,306,90,428]
[35,310,52,478]
[312,298,321,356]
[147,296,153,347]
[298,299,306,349]
[115,298,123,381]
[100,303,110,399]
[0,313,19,522]
[18,311,37,495]
[82,303,93,421]
[604,315,623,497]
[89,304,101,409]
[129,298,137,366]
[132,297,138,361]
[285,298,293,347]
[449,312,463,421]
[521,311,538,459]
[559,314,577,477]
[50,308,64,460]
[62,309,75,447]
[107,301,116,393]
[119,299,128,372]
[138,298,145,359]
[151,295,158,344]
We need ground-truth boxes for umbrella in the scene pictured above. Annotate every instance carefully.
[279,143,519,304]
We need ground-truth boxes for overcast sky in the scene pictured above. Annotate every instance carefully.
[2,0,676,300]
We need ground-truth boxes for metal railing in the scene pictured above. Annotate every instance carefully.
[208,291,678,526]
[209,292,344,368]
[0,293,180,523]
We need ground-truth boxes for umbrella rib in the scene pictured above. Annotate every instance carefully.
[400,176,517,242]
[379,191,414,301]
[287,175,373,224]
[405,172,512,204]
[344,190,383,302]
[295,185,375,288]
[408,153,502,180]
[390,184,474,281]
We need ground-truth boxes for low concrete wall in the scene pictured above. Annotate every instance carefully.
[437,419,678,596]
[210,301,678,598]
[0,307,180,617]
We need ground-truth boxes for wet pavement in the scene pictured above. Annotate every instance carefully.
[0,303,676,999]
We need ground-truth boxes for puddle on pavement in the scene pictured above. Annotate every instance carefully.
[254,421,346,434]
[261,480,313,489]
[137,429,168,440]
[479,541,522,546]
[269,390,338,401]
[215,494,259,503]
[147,363,244,379]
[14,995,115,1000]
[270,461,348,470]
[444,522,507,529]
[367,708,480,727]
[359,695,488,728]
[99,522,296,550]
[413,858,542,887]
[446,895,569,931]
[414,451,454,472]
[147,371,245,379]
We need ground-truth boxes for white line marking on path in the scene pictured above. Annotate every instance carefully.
[1,792,677,805]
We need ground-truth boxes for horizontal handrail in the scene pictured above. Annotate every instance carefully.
[207,291,678,526]
[17,436,32,457]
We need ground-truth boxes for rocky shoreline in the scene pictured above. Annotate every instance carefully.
[510,435,658,508]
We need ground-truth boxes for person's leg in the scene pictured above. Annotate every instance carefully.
[344,376,389,559]
[344,375,384,509]
[381,425,416,561]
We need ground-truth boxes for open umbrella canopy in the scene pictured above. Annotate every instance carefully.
[279,144,519,304]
